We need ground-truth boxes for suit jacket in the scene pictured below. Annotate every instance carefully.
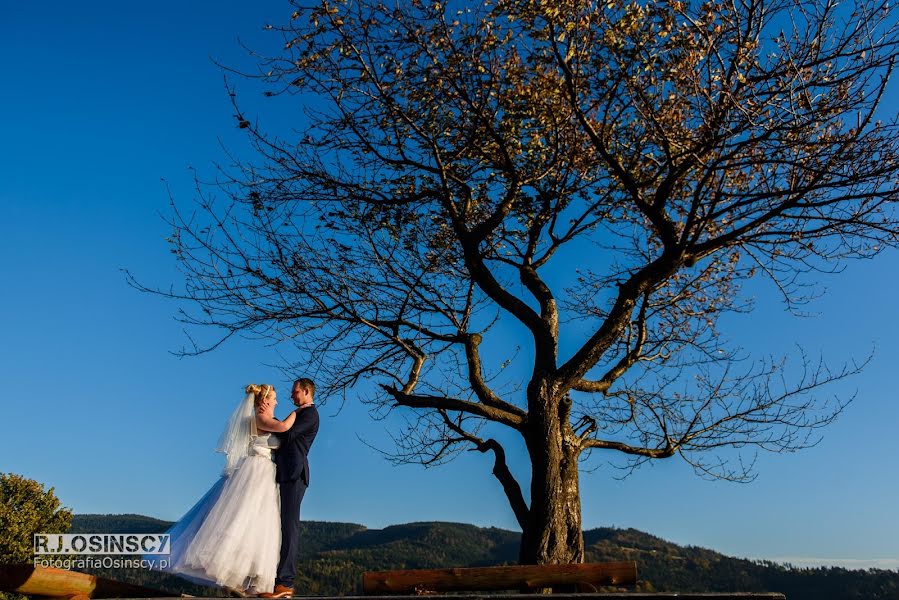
[274,404,320,485]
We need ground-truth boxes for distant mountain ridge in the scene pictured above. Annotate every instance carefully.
[70,514,899,600]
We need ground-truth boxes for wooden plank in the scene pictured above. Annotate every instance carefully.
[362,562,638,594]
[0,564,172,598]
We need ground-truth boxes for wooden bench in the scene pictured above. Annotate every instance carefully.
[1,563,787,600]
[362,562,638,594]
[0,564,172,599]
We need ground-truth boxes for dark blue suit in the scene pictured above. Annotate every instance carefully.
[273,404,319,588]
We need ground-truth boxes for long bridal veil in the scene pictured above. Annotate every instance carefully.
[215,391,258,476]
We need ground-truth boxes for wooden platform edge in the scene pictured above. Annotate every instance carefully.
[89,595,788,600]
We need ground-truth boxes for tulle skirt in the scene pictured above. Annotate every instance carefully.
[156,455,281,593]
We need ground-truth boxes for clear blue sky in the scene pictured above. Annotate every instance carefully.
[1,0,897,572]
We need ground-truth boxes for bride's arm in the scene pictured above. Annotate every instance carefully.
[256,410,297,433]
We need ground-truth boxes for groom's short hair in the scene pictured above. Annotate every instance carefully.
[294,377,315,397]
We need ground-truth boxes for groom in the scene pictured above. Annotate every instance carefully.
[261,378,320,599]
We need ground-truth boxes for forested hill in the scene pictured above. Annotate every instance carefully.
[69,514,172,534]
[70,514,898,599]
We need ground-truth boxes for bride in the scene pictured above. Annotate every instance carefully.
[153,384,294,596]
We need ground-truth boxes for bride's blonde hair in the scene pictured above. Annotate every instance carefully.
[246,384,273,408]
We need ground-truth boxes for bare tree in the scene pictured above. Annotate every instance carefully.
[130,0,899,564]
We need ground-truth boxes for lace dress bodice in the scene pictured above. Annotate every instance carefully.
[248,433,280,458]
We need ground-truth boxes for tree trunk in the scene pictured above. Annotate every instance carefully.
[519,387,584,565]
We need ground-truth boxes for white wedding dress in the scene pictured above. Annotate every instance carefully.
[157,432,282,594]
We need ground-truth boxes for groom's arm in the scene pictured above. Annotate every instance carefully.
[280,407,315,444]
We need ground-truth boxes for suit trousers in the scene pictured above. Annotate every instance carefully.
[275,477,307,588]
